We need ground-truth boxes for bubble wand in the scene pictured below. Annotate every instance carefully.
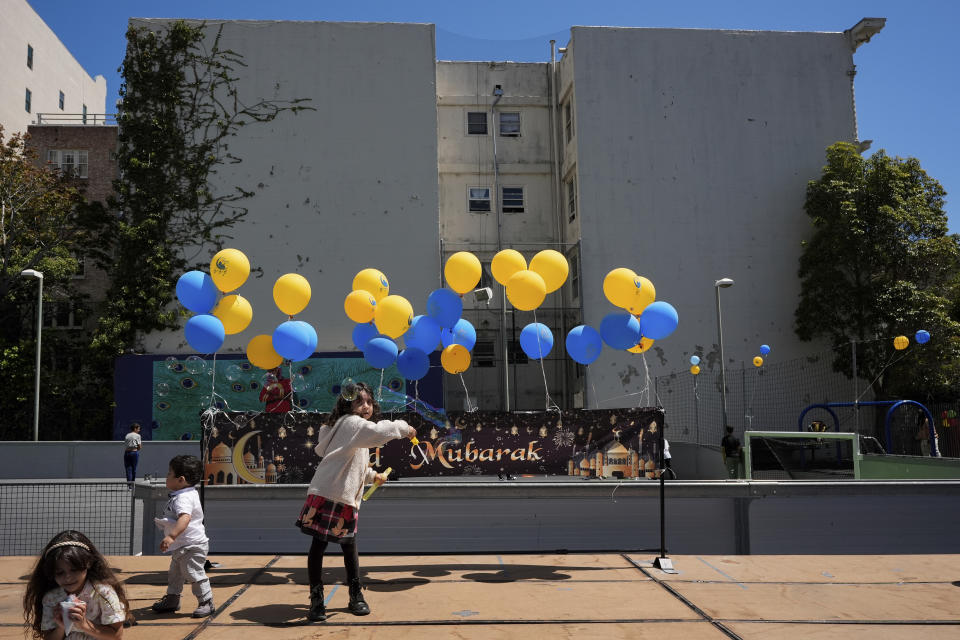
[362,466,392,501]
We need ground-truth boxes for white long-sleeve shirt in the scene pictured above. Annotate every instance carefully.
[307,414,411,508]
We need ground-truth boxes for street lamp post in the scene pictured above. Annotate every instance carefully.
[21,269,43,441]
[714,278,734,433]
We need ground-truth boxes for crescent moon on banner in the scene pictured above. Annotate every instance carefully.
[231,430,265,485]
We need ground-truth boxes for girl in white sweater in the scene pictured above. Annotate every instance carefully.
[296,381,416,622]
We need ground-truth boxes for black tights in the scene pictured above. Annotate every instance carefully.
[308,537,359,586]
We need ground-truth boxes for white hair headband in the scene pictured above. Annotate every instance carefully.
[45,541,90,556]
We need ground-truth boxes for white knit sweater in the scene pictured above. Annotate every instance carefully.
[306,414,411,508]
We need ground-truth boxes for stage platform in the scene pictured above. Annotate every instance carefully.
[2,553,959,639]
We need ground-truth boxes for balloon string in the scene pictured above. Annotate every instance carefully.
[209,353,217,409]
[532,309,561,413]
[377,369,385,403]
[591,380,600,410]
[459,373,475,412]
[635,351,652,407]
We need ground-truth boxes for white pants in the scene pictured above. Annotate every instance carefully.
[167,542,212,601]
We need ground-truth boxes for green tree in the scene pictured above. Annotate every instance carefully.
[0,127,112,439]
[795,142,960,404]
[93,21,310,359]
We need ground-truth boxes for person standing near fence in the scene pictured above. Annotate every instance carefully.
[721,426,741,479]
[123,424,142,484]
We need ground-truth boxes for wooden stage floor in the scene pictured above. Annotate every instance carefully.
[2,553,959,639]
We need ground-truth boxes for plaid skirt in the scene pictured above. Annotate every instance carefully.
[295,493,358,543]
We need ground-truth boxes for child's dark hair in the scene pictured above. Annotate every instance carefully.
[23,530,132,637]
[169,454,203,486]
[328,381,380,425]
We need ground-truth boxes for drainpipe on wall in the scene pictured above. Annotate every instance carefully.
[491,84,509,411]
[550,40,568,409]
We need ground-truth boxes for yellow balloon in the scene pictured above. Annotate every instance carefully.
[441,344,471,374]
[273,273,311,316]
[491,249,527,286]
[344,289,377,323]
[212,294,252,335]
[246,334,282,370]
[627,337,654,353]
[374,294,414,339]
[529,249,569,294]
[353,268,389,302]
[603,267,639,308]
[753,356,764,367]
[626,276,657,315]
[506,269,546,311]
[210,248,250,292]
[690,365,701,375]
[444,251,482,294]
[893,335,909,350]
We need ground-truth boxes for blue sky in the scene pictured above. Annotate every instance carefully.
[28,0,959,232]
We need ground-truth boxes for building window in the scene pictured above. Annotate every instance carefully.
[508,340,528,365]
[467,111,487,135]
[47,150,89,178]
[502,186,524,213]
[25,88,31,113]
[58,91,65,110]
[473,340,496,367]
[564,101,574,142]
[566,177,577,222]
[468,187,491,213]
[43,301,85,329]
[570,253,580,301]
[82,104,87,124]
[27,45,34,69]
[499,112,521,137]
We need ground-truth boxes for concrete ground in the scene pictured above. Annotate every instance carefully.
[2,553,959,639]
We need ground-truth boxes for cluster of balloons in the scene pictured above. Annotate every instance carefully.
[753,344,771,368]
[565,267,678,366]
[690,354,701,375]
[175,249,252,353]
[894,329,931,351]
[246,272,316,369]
[491,248,568,311]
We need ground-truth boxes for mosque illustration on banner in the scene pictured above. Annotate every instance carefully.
[204,433,278,485]
[567,423,660,479]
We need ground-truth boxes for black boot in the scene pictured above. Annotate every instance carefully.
[347,579,370,616]
[308,584,326,622]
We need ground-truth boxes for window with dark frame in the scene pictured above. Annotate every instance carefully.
[468,187,491,213]
[467,111,488,135]
[564,101,574,141]
[47,149,89,178]
[82,104,87,124]
[473,340,496,367]
[25,88,31,113]
[43,301,85,329]
[570,253,580,300]
[58,91,65,110]
[567,178,577,222]
[499,111,521,136]
[502,186,524,213]
[27,45,33,69]
[508,340,528,365]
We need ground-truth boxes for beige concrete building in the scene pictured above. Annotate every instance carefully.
[0,0,107,136]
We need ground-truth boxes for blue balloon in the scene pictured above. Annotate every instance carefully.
[441,318,477,351]
[566,325,602,365]
[364,336,398,369]
[273,320,317,362]
[405,315,441,353]
[426,288,463,329]
[639,301,679,341]
[519,323,554,360]
[184,314,225,353]
[397,347,430,380]
[690,355,700,366]
[176,271,218,314]
[915,330,930,345]
[760,344,771,355]
[600,312,642,350]
[352,323,379,351]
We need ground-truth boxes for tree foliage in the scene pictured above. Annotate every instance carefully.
[93,21,311,359]
[796,142,960,401]
[0,127,112,439]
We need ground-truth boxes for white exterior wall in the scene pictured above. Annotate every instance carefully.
[131,20,440,354]
[0,0,106,135]
[565,27,856,408]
